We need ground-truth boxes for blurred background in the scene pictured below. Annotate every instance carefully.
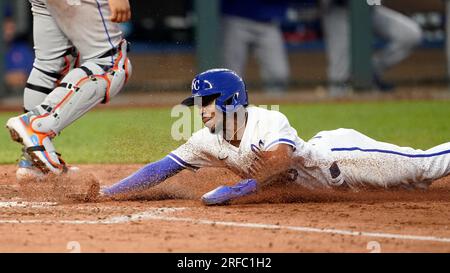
[0,0,450,103]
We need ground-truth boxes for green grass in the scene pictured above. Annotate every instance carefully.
[282,101,450,148]
[0,100,449,164]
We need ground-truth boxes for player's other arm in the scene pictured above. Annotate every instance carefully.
[102,133,203,198]
[202,143,294,205]
[249,143,294,185]
[108,0,131,23]
[101,156,185,197]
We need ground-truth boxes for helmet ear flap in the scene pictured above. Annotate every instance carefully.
[232,92,241,108]
[222,92,239,107]
[222,93,234,105]
[232,92,239,103]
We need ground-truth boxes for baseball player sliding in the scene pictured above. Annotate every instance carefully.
[102,69,450,205]
[5,0,132,179]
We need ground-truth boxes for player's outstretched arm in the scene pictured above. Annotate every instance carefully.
[202,144,294,205]
[108,0,131,23]
[101,156,185,197]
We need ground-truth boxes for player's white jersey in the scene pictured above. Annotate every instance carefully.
[170,106,450,190]
[170,106,342,189]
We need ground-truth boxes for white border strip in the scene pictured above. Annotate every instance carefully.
[1,206,450,244]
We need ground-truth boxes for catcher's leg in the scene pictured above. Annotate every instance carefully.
[18,0,80,180]
[7,40,132,174]
[21,48,80,179]
[25,0,79,112]
[25,48,79,112]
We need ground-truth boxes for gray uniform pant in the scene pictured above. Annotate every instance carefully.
[322,5,422,85]
[222,15,290,93]
[25,0,122,111]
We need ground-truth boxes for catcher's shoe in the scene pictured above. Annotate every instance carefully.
[6,113,66,174]
[16,158,80,182]
[201,179,257,205]
[16,159,45,181]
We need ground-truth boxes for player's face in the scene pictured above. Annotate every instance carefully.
[199,99,217,132]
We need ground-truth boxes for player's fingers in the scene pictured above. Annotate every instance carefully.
[118,10,129,23]
[110,9,118,22]
[116,11,124,23]
[248,167,257,177]
[123,10,130,22]
[254,159,264,169]
[248,163,260,175]
[253,149,264,160]
[249,161,263,175]
[124,1,131,20]
[120,9,130,22]
[123,12,130,22]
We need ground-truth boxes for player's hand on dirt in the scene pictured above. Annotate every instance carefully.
[249,144,294,184]
[248,149,265,176]
[109,0,131,23]
[248,151,264,177]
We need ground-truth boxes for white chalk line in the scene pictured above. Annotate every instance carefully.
[0,207,185,225]
[146,215,450,244]
[1,204,450,244]
[0,201,57,208]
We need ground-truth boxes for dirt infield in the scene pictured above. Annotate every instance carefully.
[1,164,450,253]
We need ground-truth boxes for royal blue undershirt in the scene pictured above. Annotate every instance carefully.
[102,155,264,197]
[102,156,185,196]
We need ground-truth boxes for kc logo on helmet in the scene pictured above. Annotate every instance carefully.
[192,79,213,91]
[192,80,200,91]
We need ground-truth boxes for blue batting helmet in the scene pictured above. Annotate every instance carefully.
[181,68,248,113]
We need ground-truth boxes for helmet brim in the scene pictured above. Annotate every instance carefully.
[180,96,195,106]
[180,93,220,107]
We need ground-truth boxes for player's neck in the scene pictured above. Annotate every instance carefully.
[224,111,248,147]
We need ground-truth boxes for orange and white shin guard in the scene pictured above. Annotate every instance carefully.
[7,40,132,174]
